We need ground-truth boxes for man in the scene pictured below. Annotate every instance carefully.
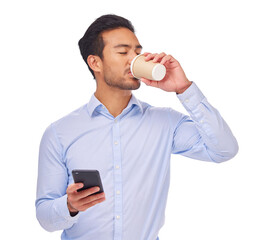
[36,14,238,240]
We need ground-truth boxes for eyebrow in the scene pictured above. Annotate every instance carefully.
[113,44,143,49]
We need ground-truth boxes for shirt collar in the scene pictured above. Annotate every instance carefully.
[86,93,143,117]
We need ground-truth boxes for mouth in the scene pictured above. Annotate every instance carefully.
[128,71,134,77]
[126,69,138,80]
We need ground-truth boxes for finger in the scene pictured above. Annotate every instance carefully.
[160,55,178,65]
[67,183,84,194]
[79,192,105,206]
[80,196,106,211]
[142,52,151,56]
[152,52,166,63]
[140,77,150,85]
[74,186,101,201]
[140,77,159,88]
[145,53,157,61]
[69,191,105,210]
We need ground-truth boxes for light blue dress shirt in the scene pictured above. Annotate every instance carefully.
[36,82,238,240]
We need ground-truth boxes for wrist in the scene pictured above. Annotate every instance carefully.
[176,81,192,94]
[67,199,79,217]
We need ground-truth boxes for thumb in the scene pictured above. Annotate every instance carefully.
[140,77,159,88]
[67,183,84,194]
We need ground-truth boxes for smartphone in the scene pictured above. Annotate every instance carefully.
[72,169,104,194]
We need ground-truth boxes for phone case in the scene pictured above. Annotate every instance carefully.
[72,169,104,194]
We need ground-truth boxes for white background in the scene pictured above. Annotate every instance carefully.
[1,0,259,239]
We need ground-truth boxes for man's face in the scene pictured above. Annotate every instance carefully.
[100,27,142,90]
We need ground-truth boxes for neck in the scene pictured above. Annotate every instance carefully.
[94,85,132,118]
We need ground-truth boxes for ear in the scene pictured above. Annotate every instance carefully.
[87,55,102,73]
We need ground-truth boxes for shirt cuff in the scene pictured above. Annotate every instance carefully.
[177,82,205,111]
[53,194,81,222]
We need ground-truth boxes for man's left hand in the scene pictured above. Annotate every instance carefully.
[141,52,192,94]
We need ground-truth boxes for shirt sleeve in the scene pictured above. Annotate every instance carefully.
[171,82,239,163]
[35,124,80,232]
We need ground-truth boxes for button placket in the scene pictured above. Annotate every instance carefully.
[112,118,123,240]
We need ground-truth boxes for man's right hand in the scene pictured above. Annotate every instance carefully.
[66,183,106,216]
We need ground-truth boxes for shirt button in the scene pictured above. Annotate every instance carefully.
[185,99,189,103]
[200,120,204,123]
[115,165,120,169]
[116,215,120,220]
[102,106,105,109]
[114,141,118,145]
[114,119,118,123]
[116,190,120,195]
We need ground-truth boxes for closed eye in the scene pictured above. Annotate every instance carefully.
[118,52,127,54]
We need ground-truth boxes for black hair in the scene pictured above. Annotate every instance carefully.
[78,14,135,79]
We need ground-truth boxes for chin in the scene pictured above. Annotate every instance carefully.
[122,80,141,90]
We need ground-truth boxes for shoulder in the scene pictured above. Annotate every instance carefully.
[42,104,89,145]
[51,104,88,129]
